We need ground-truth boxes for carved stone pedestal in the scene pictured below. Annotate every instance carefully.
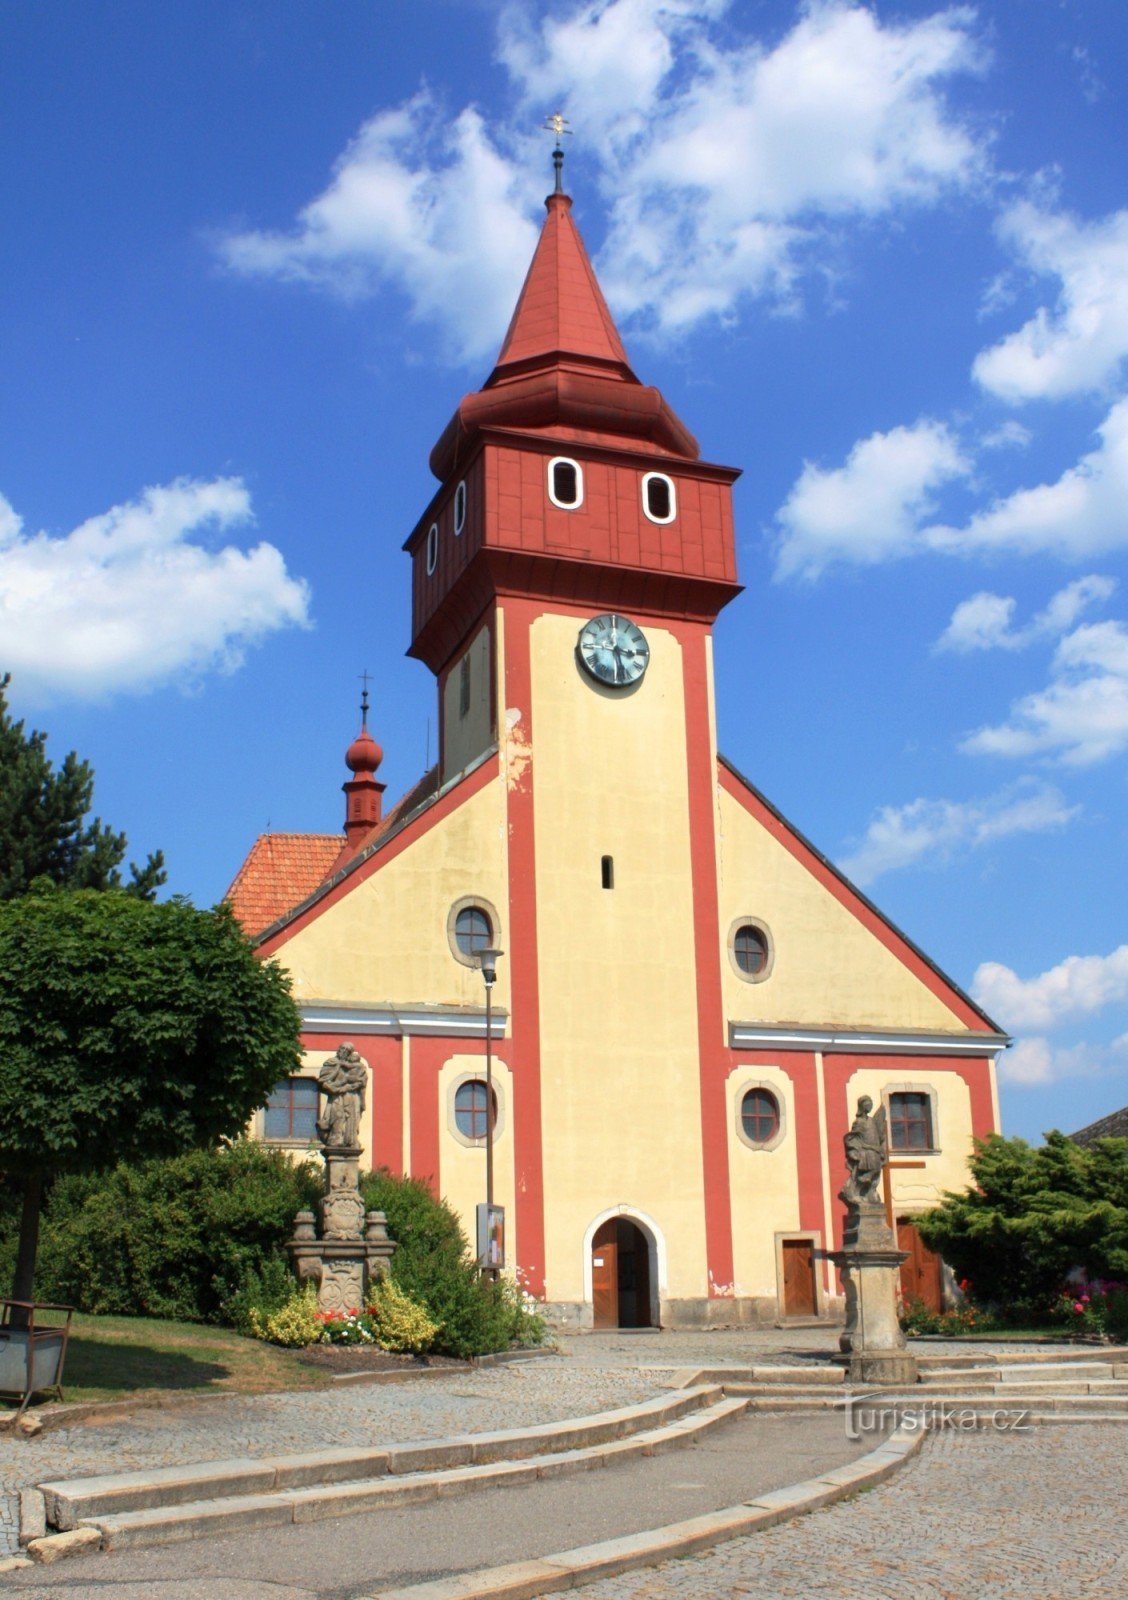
[829,1200,918,1388]
[286,1107,396,1313]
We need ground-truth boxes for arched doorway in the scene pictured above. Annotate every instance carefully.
[591,1217,654,1328]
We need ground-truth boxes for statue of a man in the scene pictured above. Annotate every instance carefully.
[840,1095,887,1206]
[316,1042,367,1149]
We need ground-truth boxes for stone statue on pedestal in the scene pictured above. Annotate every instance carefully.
[287,1042,394,1313]
[828,1093,918,1386]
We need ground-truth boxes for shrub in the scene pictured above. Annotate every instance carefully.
[1049,1280,1128,1341]
[250,1282,321,1348]
[916,1132,1128,1313]
[900,1297,987,1337]
[359,1169,541,1358]
[365,1277,440,1353]
[26,1143,320,1323]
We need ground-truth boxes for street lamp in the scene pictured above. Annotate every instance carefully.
[477,946,503,1278]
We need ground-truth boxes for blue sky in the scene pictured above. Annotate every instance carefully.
[2,1,1126,1142]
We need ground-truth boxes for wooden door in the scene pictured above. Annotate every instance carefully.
[897,1217,943,1313]
[781,1239,817,1317]
[591,1220,618,1328]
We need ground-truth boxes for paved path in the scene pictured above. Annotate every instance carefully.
[575,1424,1128,1600]
[5,1331,1120,1595]
[2,1410,878,1596]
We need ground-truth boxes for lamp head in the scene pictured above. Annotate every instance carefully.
[478,946,503,987]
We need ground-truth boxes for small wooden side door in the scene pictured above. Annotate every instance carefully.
[897,1217,943,1313]
[781,1239,816,1317]
[591,1220,619,1328]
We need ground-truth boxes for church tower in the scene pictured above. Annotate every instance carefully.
[236,151,1005,1330]
[403,156,745,1308]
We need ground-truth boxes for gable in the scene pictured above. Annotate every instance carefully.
[258,756,508,1013]
[717,757,998,1036]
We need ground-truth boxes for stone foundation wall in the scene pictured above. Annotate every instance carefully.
[540,1295,843,1332]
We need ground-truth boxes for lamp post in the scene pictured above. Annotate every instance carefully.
[477,946,503,1278]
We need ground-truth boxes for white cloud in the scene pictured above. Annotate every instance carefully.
[980,420,1031,451]
[936,574,1115,652]
[929,399,1128,560]
[220,96,539,365]
[218,2,989,357]
[961,617,1128,765]
[973,945,1128,1033]
[837,779,1077,887]
[997,1036,1117,1087]
[513,0,989,335]
[974,202,1128,402]
[0,479,310,702]
[773,419,969,580]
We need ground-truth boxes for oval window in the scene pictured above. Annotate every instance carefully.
[741,1088,780,1145]
[454,904,492,958]
[733,924,769,976]
[548,456,583,510]
[425,522,438,575]
[453,480,467,536]
[642,472,676,524]
[454,1078,496,1140]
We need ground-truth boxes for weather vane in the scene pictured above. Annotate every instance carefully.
[543,111,572,193]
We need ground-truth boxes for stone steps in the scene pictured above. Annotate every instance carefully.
[34,1388,746,1556]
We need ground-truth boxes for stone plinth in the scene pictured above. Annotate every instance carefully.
[829,1200,918,1388]
[287,1142,395,1315]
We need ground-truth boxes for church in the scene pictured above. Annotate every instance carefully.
[226,155,1008,1330]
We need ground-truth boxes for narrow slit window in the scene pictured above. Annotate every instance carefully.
[548,456,583,509]
[601,855,614,889]
[642,471,676,524]
[425,522,438,575]
[459,655,471,718]
[453,480,467,535]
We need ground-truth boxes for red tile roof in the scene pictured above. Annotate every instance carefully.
[225,768,442,940]
[224,832,343,938]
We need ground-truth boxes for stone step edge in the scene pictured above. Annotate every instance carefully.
[353,1420,927,1600]
[64,1398,750,1556]
[40,1385,725,1532]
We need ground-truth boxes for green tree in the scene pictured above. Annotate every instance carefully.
[916,1130,1128,1315]
[0,886,302,1314]
[0,673,165,899]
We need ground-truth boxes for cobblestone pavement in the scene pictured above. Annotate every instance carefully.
[570,1425,1128,1600]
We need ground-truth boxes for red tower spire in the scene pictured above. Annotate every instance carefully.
[341,680,385,849]
[429,158,698,479]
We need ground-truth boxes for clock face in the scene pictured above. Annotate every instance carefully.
[577,613,650,688]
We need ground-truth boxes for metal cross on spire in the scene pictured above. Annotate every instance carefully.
[542,111,572,194]
[358,669,372,727]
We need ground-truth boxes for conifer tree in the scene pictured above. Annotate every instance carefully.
[0,673,165,899]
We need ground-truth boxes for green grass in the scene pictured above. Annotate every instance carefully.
[2,1312,332,1410]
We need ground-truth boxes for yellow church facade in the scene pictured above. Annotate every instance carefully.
[228,169,1006,1330]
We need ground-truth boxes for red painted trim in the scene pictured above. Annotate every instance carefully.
[718,764,990,1032]
[409,1037,444,1190]
[498,597,547,1298]
[677,623,735,1296]
[258,754,498,956]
